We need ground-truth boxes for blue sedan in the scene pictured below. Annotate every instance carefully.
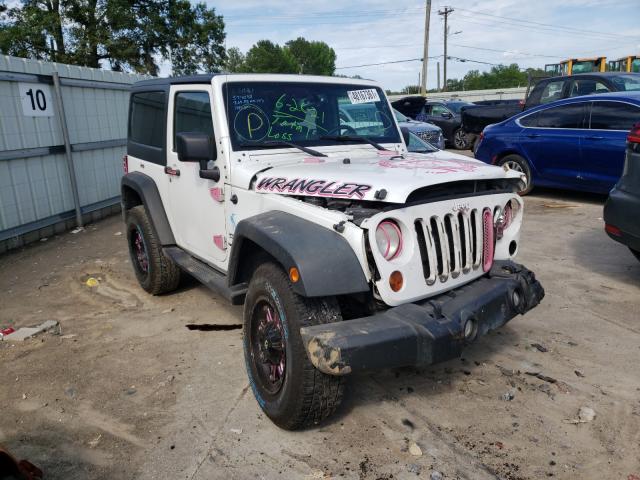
[474,92,640,194]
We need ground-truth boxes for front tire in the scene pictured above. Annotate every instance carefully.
[126,205,181,294]
[498,154,533,195]
[453,128,469,150]
[243,263,345,430]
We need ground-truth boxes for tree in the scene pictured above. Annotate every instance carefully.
[241,40,298,74]
[443,63,547,92]
[224,46,245,72]
[0,0,226,75]
[285,37,335,75]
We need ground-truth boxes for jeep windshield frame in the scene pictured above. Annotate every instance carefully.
[223,81,401,152]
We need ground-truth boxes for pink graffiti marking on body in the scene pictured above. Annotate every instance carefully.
[213,235,226,251]
[209,187,224,202]
[378,157,480,174]
[377,150,401,156]
[303,157,325,163]
[482,208,495,272]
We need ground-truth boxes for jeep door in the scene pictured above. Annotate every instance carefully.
[165,85,228,266]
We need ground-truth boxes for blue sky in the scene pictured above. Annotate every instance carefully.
[201,0,640,91]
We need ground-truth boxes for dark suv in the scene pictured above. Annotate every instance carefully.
[604,122,640,261]
[392,97,474,149]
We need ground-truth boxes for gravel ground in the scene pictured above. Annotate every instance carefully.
[1,186,639,480]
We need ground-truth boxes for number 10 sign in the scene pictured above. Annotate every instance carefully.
[18,83,54,117]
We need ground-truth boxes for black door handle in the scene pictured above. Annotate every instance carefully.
[525,133,540,138]
[164,166,180,176]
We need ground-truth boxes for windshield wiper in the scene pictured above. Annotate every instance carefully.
[320,135,388,151]
[238,140,326,157]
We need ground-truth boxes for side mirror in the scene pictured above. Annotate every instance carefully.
[400,126,411,146]
[176,132,215,163]
[176,132,220,182]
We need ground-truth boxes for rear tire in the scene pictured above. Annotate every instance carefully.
[497,154,533,195]
[453,128,469,150]
[243,262,345,430]
[630,248,640,262]
[126,205,181,295]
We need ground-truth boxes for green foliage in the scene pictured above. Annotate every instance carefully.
[241,40,298,73]
[229,37,336,75]
[398,64,547,94]
[285,37,336,75]
[0,0,226,75]
[224,47,245,73]
[445,64,546,91]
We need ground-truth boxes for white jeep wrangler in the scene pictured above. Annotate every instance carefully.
[121,74,544,430]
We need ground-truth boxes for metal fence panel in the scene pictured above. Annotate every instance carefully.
[0,55,148,243]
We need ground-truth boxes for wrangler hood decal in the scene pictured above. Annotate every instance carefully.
[243,150,522,204]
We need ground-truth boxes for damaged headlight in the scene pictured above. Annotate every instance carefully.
[375,220,403,261]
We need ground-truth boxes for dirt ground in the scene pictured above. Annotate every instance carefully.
[1,187,639,480]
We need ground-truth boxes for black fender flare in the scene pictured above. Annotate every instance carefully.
[229,211,370,298]
[121,172,175,245]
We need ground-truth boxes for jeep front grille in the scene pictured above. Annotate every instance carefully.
[414,208,493,285]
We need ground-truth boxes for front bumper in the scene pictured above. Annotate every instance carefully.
[301,261,544,375]
[603,187,640,251]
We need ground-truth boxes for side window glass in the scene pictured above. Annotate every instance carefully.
[174,91,214,149]
[130,91,165,148]
[569,80,611,97]
[536,103,585,128]
[430,104,449,115]
[539,81,564,104]
[590,101,640,130]
[520,111,540,127]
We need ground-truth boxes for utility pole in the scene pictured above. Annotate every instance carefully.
[420,0,432,96]
[438,6,454,92]
[437,61,441,91]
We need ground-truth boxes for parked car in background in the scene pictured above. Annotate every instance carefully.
[399,127,440,154]
[604,122,640,261]
[393,109,445,149]
[462,72,640,150]
[392,97,474,149]
[474,92,640,195]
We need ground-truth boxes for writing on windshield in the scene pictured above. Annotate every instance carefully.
[225,82,400,149]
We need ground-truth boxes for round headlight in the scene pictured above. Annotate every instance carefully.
[375,220,403,260]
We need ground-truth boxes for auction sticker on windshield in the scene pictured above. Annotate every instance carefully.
[347,89,380,104]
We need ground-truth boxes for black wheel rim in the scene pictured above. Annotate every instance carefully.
[455,130,467,148]
[250,297,286,395]
[130,227,149,275]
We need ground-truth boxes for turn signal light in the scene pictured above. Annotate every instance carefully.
[389,271,403,292]
[289,267,300,283]
[123,154,129,173]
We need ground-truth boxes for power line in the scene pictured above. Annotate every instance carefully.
[451,6,638,40]
[453,11,636,42]
[336,56,442,70]
[449,43,558,59]
[333,43,419,51]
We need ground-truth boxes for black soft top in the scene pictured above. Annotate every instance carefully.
[132,74,219,90]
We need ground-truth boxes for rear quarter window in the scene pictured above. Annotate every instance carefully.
[590,101,640,130]
[129,91,166,148]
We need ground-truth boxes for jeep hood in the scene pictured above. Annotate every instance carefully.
[238,149,522,204]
